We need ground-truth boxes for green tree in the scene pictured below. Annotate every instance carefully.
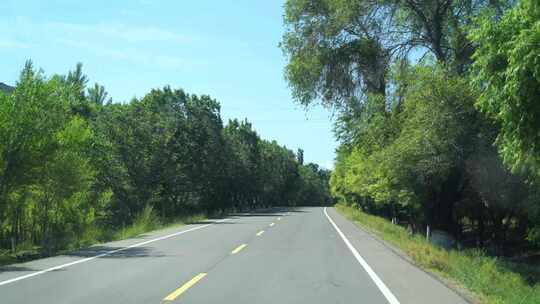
[0,61,332,260]
[281,0,510,110]
[471,0,540,175]
[0,62,106,252]
[87,83,111,105]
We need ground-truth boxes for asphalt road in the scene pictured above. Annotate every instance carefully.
[0,207,467,304]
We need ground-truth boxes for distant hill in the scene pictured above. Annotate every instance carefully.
[0,82,14,94]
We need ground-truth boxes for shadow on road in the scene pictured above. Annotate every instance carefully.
[0,246,164,274]
[230,213,286,217]
[287,209,310,213]
[67,246,165,259]
[229,207,314,217]
[188,220,238,225]
[0,207,321,273]
[0,265,37,273]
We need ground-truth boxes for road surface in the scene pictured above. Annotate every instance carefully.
[0,207,467,303]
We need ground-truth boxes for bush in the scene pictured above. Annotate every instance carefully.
[114,206,160,239]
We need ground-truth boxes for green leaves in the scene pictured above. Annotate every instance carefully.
[330,64,480,222]
[222,119,330,208]
[0,61,331,258]
[281,0,390,109]
[281,0,508,111]
[0,61,100,253]
[288,0,540,264]
[471,0,540,175]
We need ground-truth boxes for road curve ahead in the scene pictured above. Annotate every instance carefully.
[0,207,467,304]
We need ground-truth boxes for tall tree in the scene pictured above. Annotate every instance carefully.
[281,0,510,111]
[471,0,540,175]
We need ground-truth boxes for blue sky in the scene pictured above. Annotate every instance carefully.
[0,0,337,168]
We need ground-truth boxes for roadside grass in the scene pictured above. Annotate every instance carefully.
[113,205,163,240]
[0,206,209,267]
[335,203,540,304]
[114,207,207,240]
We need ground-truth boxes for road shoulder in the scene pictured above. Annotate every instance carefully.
[0,218,226,285]
[326,207,470,304]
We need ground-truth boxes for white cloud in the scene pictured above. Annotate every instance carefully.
[0,40,31,49]
[0,18,204,71]
[46,22,193,44]
[56,38,206,70]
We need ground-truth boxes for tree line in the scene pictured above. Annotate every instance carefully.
[0,62,331,257]
[281,0,540,256]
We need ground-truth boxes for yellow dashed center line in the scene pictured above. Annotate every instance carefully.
[231,244,247,254]
[163,273,207,301]
[256,230,265,236]
[269,222,275,227]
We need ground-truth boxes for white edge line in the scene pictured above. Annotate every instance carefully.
[324,207,400,304]
[0,218,230,287]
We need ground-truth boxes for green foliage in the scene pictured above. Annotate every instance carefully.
[289,0,540,255]
[285,0,540,302]
[331,60,540,248]
[0,62,331,261]
[222,119,331,208]
[0,61,100,253]
[115,205,160,240]
[471,0,540,176]
[281,0,509,109]
[281,0,389,107]
[331,65,479,219]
